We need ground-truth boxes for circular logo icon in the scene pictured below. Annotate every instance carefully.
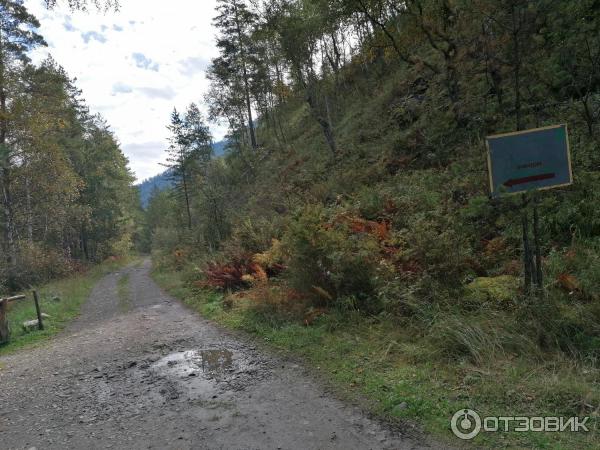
[451,409,482,440]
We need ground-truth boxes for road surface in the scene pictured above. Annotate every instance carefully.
[0,259,438,450]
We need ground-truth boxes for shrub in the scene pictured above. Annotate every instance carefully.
[10,242,73,288]
[282,205,389,312]
[405,215,473,283]
[226,217,283,255]
[196,254,267,291]
[464,275,521,309]
[545,238,600,301]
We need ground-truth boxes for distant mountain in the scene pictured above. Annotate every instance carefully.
[137,170,173,208]
[137,139,228,208]
[213,139,228,157]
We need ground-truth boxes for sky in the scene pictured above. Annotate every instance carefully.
[26,0,225,182]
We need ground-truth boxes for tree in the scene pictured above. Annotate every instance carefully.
[0,0,46,285]
[211,0,260,150]
[165,104,213,231]
[43,0,119,11]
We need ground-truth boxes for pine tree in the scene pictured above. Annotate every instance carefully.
[211,0,259,150]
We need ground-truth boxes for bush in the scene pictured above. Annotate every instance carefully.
[464,275,520,308]
[226,216,283,255]
[10,242,73,288]
[282,205,389,313]
[546,238,600,301]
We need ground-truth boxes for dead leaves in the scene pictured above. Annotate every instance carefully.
[557,273,581,294]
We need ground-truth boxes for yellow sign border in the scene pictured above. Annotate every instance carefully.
[485,124,573,196]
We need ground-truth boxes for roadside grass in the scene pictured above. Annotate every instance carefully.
[117,273,132,312]
[0,256,135,356]
[153,267,599,450]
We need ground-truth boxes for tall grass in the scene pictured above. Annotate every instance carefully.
[0,257,134,356]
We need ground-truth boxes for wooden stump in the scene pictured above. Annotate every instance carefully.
[0,299,9,344]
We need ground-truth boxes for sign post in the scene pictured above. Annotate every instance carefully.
[486,124,572,294]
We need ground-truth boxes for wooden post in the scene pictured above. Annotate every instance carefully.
[0,298,8,344]
[0,294,30,344]
[521,194,533,294]
[533,202,544,293]
[33,290,43,331]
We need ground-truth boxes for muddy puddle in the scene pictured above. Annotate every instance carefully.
[149,348,260,400]
[153,350,234,379]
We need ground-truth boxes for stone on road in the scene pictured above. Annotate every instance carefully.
[0,259,437,450]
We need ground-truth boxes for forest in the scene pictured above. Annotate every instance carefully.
[0,0,137,292]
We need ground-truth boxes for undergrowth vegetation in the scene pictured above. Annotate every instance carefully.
[145,1,600,447]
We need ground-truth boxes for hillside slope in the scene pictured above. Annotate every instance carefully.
[146,2,600,448]
[151,58,599,448]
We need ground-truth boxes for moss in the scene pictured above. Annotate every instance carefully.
[465,275,520,304]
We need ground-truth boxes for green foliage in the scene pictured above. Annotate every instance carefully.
[145,0,600,378]
[282,205,387,312]
[0,19,136,289]
[464,275,520,306]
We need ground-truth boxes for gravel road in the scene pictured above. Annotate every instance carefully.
[0,259,441,450]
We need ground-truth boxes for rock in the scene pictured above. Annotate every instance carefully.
[465,275,519,305]
[22,320,40,332]
[392,402,408,414]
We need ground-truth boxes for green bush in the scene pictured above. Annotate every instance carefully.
[9,242,73,288]
[226,216,283,255]
[282,205,388,312]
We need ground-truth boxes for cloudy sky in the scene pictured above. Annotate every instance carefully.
[26,0,225,182]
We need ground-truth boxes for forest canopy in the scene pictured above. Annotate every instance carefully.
[0,0,137,291]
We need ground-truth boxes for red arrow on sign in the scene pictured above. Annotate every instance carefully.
[503,173,556,187]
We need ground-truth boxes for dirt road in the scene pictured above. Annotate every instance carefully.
[0,260,438,450]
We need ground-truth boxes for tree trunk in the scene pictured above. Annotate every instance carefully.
[25,176,33,242]
[181,168,192,230]
[306,83,336,156]
[81,223,89,260]
[0,81,17,281]
[512,4,522,131]
[234,3,257,150]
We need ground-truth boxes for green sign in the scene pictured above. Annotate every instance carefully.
[486,124,572,197]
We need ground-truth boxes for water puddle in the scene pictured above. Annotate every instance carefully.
[153,350,234,379]
[150,349,254,400]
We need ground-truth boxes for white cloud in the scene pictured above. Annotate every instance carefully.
[132,52,159,71]
[26,0,222,182]
[137,86,176,100]
[81,30,107,43]
[179,56,209,76]
[111,81,133,95]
